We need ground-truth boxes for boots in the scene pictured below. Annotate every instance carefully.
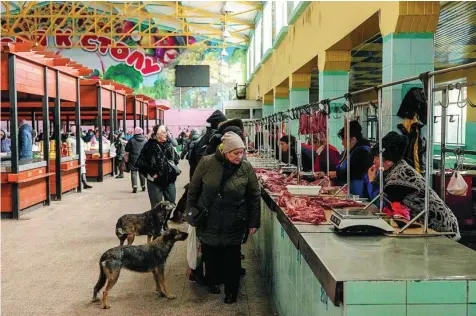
[81,173,92,189]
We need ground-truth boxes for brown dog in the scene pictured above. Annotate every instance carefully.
[115,201,175,245]
[92,228,189,309]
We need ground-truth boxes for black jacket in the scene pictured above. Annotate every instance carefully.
[190,127,216,167]
[181,131,200,160]
[125,134,147,171]
[397,87,427,125]
[187,150,260,247]
[114,139,126,160]
[397,121,426,174]
[136,139,179,185]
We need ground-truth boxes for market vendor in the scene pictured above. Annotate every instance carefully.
[277,135,314,171]
[1,129,11,153]
[368,131,461,239]
[328,121,373,197]
[309,135,340,172]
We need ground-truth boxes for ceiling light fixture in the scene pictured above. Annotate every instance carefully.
[221,2,234,15]
[222,27,231,39]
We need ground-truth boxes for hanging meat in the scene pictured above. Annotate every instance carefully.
[309,111,327,139]
[298,113,310,135]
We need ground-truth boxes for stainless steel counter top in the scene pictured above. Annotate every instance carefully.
[300,233,476,282]
[259,188,476,306]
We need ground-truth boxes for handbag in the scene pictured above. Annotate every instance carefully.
[157,144,181,182]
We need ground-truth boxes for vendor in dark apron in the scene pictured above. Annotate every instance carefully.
[328,121,373,198]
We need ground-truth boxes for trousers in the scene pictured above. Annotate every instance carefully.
[147,180,176,209]
[201,243,241,295]
[131,170,145,188]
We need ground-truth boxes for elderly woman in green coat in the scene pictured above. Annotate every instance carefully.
[187,131,261,304]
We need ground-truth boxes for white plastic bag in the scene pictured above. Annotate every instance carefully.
[186,225,198,270]
[447,171,468,196]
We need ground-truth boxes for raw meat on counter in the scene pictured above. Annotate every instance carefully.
[276,191,327,224]
[275,190,362,225]
[256,168,333,194]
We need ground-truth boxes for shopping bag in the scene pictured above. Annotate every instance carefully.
[447,171,468,196]
[186,225,198,270]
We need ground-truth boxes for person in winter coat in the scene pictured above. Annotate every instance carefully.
[125,127,147,193]
[367,132,460,240]
[184,110,227,286]
[1,129,11,153]
[18,119,33,161]
[136,125,179,208]
[328,121,373,198]
[69,126,92,189]
[114,131,126,179]
[188,110,227,179]
[181,128,200,160]
[187,132,260,304]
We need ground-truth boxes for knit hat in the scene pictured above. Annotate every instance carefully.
[221,132,245,154]
[371,132,409,163]
[134,127,143,135]
[206,110,227,127]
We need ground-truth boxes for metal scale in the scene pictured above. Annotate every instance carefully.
[330,209,394,233]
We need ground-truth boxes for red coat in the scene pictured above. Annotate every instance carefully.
[314,145,340,172]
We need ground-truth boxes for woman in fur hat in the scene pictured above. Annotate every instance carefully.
[368,131,460,240]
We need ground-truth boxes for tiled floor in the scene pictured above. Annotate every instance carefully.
[1,161,276,316]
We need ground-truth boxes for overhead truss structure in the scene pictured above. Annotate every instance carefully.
[0,1,262,48]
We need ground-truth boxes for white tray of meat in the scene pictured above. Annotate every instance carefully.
[286,185,321,196]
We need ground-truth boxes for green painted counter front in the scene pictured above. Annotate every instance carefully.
[253,198,476,316]
[253,200,343,316]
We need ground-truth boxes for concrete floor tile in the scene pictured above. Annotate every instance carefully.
[1,161,275,316]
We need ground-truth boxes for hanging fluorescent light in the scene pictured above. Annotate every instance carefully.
[221,48,228,56]
[222,27,231,39]
[221,1,234,14]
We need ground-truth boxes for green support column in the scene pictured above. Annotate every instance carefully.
[263,92,274,118]
[382,32,434,134]
[274,98,289,113]
[263,104,274,118]
[319,71,349,152]
[274,87,290,114]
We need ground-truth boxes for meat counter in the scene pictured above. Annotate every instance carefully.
[253,187,476,316]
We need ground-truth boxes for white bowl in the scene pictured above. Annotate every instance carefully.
[286,185,321,196]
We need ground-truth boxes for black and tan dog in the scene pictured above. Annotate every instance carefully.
[115,201,175,245]
[92,228,189,309]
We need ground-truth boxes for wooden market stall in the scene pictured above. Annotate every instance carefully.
[79,79,133,182]
[148,100,170,126]
[0,42,92,218]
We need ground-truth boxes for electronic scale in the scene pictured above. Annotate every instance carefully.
[330,209,395,233]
